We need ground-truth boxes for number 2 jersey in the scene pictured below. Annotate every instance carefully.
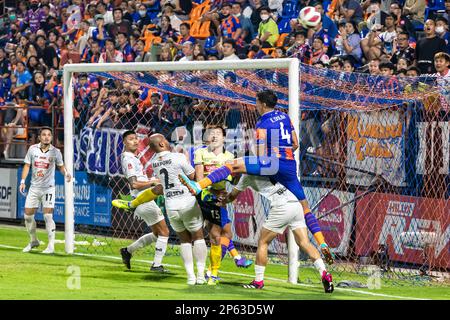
[255,110,295,160]
[150,151,196,211]
[24,143,64,188]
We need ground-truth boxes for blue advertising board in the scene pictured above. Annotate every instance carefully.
[17,168,112,227]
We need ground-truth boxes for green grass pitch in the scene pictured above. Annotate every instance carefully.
[0,224,448,300]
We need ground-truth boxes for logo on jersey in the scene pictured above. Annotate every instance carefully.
[128,163,133,169]
[34,161,50,169]
[36,170,45,177]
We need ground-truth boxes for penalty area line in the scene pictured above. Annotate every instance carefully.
[0,243,429,300]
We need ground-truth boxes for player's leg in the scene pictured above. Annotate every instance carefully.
[112,184,163,210]
[150,218,170,272]
[23,207,39,253]
[292,227,334,293]
[41,187,56,254]
[243,227,278,289]
[177,229,197,285]
[207,223,222,285]
[179,158,247,195]
[221,223,253,268]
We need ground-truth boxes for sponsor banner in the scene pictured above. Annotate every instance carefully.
[305,188,354,256]
[355,192,450,269]
[346,110,406,187]
[0,168,17,219]
[17,169,112,227]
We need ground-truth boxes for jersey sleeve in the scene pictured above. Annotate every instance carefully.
[179,154,195,176]
[56,149,64,166]
[235,174,250,192]
[122,155,137,179]
[24,147,32,164]
[193,148,204,166]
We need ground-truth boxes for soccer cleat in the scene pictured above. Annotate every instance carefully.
[178,173,202,196]
[120,247,132,269]
[320,243,335,265]
[112,199,133,211]
[321,271,334,293]
[235,257,253,268]
[22,240,40,253]
[150,264,167,273]
[42,246,54,254]
[187,276,197,285]
[196,276,207,285]
[243,280,264,289]
[207,276,219,286]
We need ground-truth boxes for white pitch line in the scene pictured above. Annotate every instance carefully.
[0,243,430,300]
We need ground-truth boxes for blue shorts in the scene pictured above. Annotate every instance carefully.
[196,194,231,228]
[244,156,306,201]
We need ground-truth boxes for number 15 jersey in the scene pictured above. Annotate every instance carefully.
[151,150,196,211]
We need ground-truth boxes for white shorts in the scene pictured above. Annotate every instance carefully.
[134,201,165,226]
[263,201,306,234]
[166,197,203,233]
[25,186,55,209]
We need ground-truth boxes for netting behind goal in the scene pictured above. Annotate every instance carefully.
[64,61,450,286]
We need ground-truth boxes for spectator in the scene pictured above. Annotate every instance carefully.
[364,0,388,32]
[26,55,46,75]
[389,1,415,39]
[403,0,426,29]
[23,0,47,34]
[158,15,177,43]
[309,37,330,65]
[34,35,59,71]
[340,20,363,64]
[379,14,398,55]
[396,57,409,72]
[434,52,450,78]
[96,1,114,25]
[416,19,447,74]
[218,3,242,42]
[117,32,136,62]
[231,2,255,45]
[169,22,196,51]
[91,15,109,49]
[108,8,133,38]
[391,31,415,66]
[179,41,194,61]
[60,40,81,67]
[11,61,32,100]
[256,7,279,48]
[220,38,240,60]
[81,40,101,63]
[436,17,450,54]
[163,4,182,32]
[368,57,381,75]
[135,40,152,62]
[361,23,384,61]
[76,20,94,54]
[137,4,153,31]
[406,65,421,77]
[286,31,310,62]
[159,44,174,61]
[314,1,339,40]
[99,38,124,63]
[337,0,364,24]
[193,43,205,59]
[329,56,344,71]
[343,59,355,72]
[27,70,51,134]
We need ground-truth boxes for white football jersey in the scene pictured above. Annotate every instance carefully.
[121,151,149,198]
[235,174,298,205]
[24,144,64,188]
[150,151,196,211]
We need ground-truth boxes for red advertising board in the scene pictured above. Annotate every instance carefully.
[355,192,450,269]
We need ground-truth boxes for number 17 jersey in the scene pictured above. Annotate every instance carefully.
[255,110,295,160]
[150,150,196,211]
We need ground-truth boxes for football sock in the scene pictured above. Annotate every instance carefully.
[43,214,55,248]
[313,258,327,275]
[153,236,168,267]
[127,233,157,254]
[304,210,325,246]
[210,244,222,277]
[227,239,241,260]
[130,188,158,208]
[255,265,265,282]
[24,214,37,242]
[180,243,196,280]
[193,239,207,278]
[198,164,233,189]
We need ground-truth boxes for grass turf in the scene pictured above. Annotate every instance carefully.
[0,224,449,300]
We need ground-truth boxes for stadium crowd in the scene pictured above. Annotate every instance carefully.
[0,0,449,164]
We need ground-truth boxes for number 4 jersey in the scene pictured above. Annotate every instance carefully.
[24,143,64,188]
[150,151,196,211]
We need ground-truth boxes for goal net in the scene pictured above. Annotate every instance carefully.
[62,60,450,286]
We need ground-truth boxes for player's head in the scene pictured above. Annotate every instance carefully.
[205,125,226,149]
[256,89,277,115]
[149,133,170,153]
[39,127,53,146]
[122,130,138,153]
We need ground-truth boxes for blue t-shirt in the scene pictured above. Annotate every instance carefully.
[255,110,295,161]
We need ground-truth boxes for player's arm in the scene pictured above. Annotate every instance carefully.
[127,176,158,191]
[19,163,30,193]
[195,164,205,181]
[57,165,72,182]
[292,128,299,152]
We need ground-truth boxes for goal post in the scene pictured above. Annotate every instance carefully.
[63,59,301,282]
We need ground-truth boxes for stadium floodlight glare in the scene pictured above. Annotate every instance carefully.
[63,59,300,283]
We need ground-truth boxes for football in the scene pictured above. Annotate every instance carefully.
[298,6,322,28]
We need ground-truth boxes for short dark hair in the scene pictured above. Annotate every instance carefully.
[180,22,190,30]
[329,57,344,68]
[223,38,237,51]
[406,65,421,75]
[113,7,123,13]
[221,2,232,9]
[256,90,277,108]
[39,127,53,135]
[436,16,448,25]
[379,61,395,71]
[205,125,226,137]
[35,35,46,42]
[122,130,136,140]
[105,38,115,44]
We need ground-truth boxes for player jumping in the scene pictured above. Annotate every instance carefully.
[20,127,72,254]
[194,126,252,285]
[219,174,334,293]
[116,130,170,272]
[179,89,334,264]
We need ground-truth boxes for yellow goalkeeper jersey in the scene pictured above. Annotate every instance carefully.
[194,147,234,191]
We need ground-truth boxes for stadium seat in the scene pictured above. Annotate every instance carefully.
[204,36,218,54]
[275,33,289,47]
[278,18,291,34]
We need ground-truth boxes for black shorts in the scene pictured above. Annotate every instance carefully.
[196,194,230,227]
